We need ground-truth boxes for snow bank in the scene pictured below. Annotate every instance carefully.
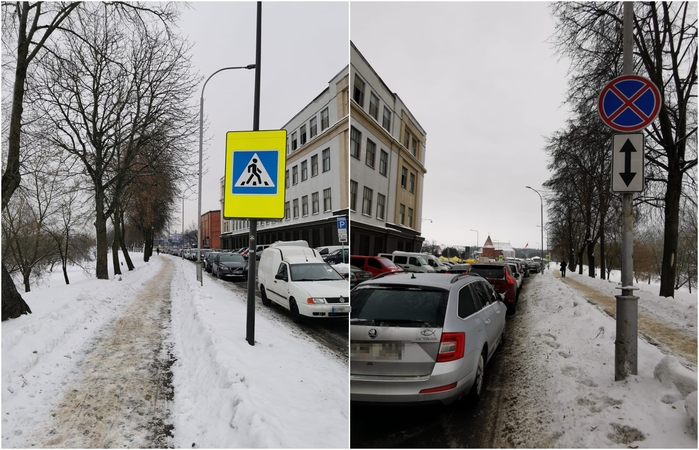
[654,355,698,397]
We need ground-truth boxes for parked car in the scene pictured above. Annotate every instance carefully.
[258,242,349,322]
[213,252,248,280]
[467,263,518,314]
[378,251,436,273]
[350,255,403,278]
[348,265,372,288]
[445,263,471,274]
[506,262,523,293]
[204,251,220,273]
[350,272,507,406]
[324,248,349,264]
[316,245,344,257]
[422,254,450,273]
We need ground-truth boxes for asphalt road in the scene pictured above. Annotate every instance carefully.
[349,275,537,448]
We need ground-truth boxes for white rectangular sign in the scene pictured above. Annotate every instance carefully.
[612,134,644,193]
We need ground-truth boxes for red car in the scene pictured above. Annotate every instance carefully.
[467,263,518,315]
[349,255,403,278]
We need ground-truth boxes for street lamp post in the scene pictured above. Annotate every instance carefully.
[469,229,479,258]
[197,65,255,284]
[526,186,545,264]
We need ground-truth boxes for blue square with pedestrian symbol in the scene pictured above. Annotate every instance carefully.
[231,150,278,195]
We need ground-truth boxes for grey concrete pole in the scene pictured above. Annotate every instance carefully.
[615,1,639,380]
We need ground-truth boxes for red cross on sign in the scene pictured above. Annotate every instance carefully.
[598,75,661,132]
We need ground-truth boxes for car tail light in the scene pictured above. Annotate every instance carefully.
[437,332,465,362]
[506,271,515,286]
[420,382,458,394]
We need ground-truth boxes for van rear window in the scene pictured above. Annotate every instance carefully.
[350,286,448,327]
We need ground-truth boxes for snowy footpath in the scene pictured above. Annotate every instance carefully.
[2,255,348,448]
[490,268,697,448]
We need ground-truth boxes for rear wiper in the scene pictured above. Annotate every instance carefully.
[371,318,435,327]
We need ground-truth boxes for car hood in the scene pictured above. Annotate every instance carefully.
[293,280,349,297]
[221,261,247,269]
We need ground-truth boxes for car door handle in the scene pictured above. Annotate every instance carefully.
[485,319,490,325]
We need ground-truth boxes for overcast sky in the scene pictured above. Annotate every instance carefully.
[177,2,348,232]
[351,1,572,252]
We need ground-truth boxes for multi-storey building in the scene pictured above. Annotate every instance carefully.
[219,67,349,249]
[349,42,427,255]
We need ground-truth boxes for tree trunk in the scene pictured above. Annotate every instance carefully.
[587,243,595,278]
[111,212,122,276]
[119,209,134,271]
[659,169,681,298]
[599,222,606,281]
[143,227,153,262]
[577,246,585,274]
[2,263,31,320]
[62,258,70,285]
[22,268,31,293]
[95,189,109,280]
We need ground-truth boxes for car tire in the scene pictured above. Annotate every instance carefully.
[289,298,302,323]
[260,286,271,306]
[507,303,516,316]
[467,350,486,404]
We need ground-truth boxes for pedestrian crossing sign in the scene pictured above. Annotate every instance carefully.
[224,130,286,219]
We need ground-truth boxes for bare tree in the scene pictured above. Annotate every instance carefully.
[551,2,697,296]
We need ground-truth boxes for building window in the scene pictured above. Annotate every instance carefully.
[322,148,331,172]
[369,92,379,120]
[399,204,405,225]
[350,126,361,160]
[377,193,385,220]
[302,195,308,216]
[323,188,332,212]
[300,124,307,145]
[403,129,410,148]
[353,75,365,107]
[382,106,391,131]
[285,201,290,220]
[365,139,376,168]
[310,117,317,138]
[362,187,373,216]
[301,160,308,181]
[291,132,297,151]
[321,107,329,131]
[312,192,319,214]
[311,154,318,177]
[408,207,413,228]
[350,180,358,211]
[409,172,415,193]
[401,166,407,188]
[293,198,299,218]
[379,150,388,176]
[292,165,298,185]
[412,138,418,156]
[285,169,289,189]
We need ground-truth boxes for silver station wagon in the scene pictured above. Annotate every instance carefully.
[350,273,507,405]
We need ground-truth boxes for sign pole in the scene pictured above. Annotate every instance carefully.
[615,1,639,380]
[246,1,262,347]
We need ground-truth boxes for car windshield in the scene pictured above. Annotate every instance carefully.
[415,256,428,265]
[350,286,449,327]
[219,254,244,263]
[289,263,343,281]
[377,257,398,268]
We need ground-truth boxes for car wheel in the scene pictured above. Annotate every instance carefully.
[499,326,506,348]
[260,286,271,306]
[467,350,486,404]
[289,298,302,323]
[507,303,516,316]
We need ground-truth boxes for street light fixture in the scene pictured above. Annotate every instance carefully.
[526,186,545,263]
[197,65,255,284]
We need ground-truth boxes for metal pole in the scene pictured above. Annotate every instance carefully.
[615,1,639,380]
[181,194,184,259]
[196,65,256,286]
[526,186,544,269]
[470,229,479,256]
[246,0,262,347]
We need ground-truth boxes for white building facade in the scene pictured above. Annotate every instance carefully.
[220,67,349,249]
[349,42,427,255]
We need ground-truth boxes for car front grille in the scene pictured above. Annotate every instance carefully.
[325,297,348,304]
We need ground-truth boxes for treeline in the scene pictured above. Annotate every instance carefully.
[544,2,697,296]
[2,3,199,319]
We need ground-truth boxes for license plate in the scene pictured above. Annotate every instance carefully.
[332,306,349,313]
[351,342,403,361]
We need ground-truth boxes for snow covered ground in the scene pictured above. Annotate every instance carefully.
[2,254,348,448]
[2,254,696,448]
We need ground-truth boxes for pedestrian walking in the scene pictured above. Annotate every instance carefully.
[560,260,567,277]
[157,247,160,255]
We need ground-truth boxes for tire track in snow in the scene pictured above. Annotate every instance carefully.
[26,258,176,448]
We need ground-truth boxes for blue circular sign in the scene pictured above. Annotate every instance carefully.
[598,75,661,132]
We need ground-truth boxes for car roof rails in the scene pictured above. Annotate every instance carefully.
[372,271,402,280]
[450,273,480,283]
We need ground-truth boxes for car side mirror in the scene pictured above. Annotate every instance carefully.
[343,273,350,279]
[275,273,286,281]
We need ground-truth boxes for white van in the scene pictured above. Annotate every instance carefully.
[378,251,436,273]
[258,241,350,321]
[422,253,449,273]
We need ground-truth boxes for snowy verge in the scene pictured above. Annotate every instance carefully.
[169,258,349,448]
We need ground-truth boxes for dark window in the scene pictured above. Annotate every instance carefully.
[350,127,361,159]
[292,165,298,185]
[365,139,376,168]
[362,187,373,216]
[302,195,308,216]
[353,75,365,107]
[293,199,299,218]
[401,167,407,188]
[310,117,317,138]
[379,150,388,176]
[323,188,332,211]
[457,285,479,319]
[311,154,318,177]
[291,132,297,151]
[285,170,289,189]
[376,193,385,220]
[321,108,329,130]
[312,192,319,214]
[350,180,358,211]
[322,148,331,172]
[409,172,415,193]
[301,160,308,181]
[350,287,449,327]
[369,92,379,119]
[382,106,391,131]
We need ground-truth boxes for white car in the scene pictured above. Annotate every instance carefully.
[258,243,350,321]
